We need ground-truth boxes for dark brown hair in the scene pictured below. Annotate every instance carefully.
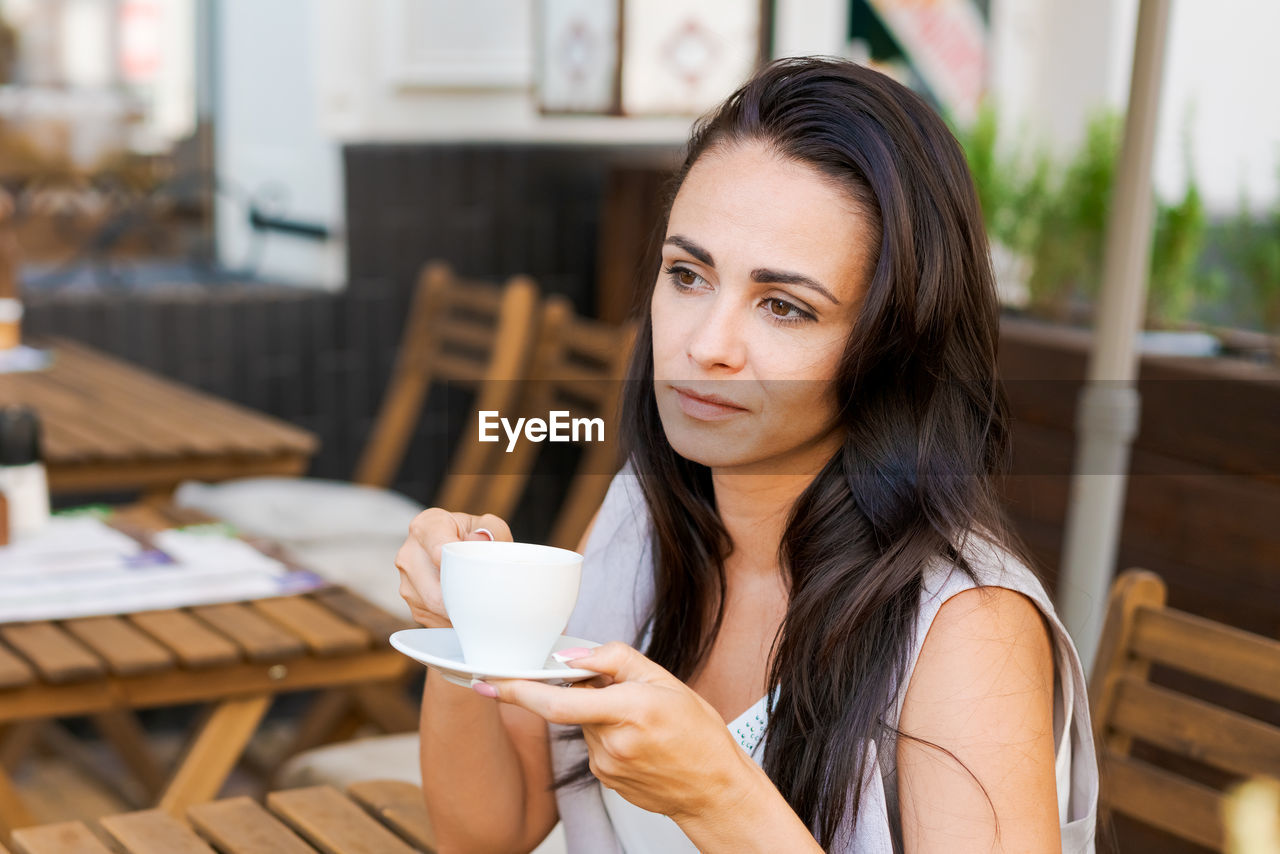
[571,56,1020,849]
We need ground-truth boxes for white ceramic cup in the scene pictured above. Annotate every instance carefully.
[440,540,584,671]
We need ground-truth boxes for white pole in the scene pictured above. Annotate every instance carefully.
[1057,0,1173,673]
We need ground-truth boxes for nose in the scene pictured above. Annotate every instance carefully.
[686,291,747,373]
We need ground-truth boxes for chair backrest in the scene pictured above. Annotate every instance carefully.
[1089,568,1280,851]
[352,261,540,515]
[476,295,638,549]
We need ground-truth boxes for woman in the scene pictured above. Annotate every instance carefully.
[396,57,1098,853]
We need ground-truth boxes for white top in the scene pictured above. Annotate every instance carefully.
[550,464,1098,853]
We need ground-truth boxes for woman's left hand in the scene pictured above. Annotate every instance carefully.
[473,642,756,822]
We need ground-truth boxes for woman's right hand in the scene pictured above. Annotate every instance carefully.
[395,509,512,628]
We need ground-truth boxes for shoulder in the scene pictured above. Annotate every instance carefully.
[895,549,1061,847]
[894,582,1062,849]
[565,459,654,644]
[921,586,1054,684]
[580,459,649,559]
[912,532,1056,709]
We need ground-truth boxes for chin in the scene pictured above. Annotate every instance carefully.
[666,436,756,469]
[657,412,768,470]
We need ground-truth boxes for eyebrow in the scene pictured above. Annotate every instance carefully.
[663,234,841,305]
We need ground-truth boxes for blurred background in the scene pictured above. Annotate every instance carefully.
[3,0,1277,487]
[1,3,1278,851]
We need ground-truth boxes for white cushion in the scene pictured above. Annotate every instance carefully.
[280,537,411,621]
[278,733,421,788]
[174,477,425,620]
[174,477,425,542]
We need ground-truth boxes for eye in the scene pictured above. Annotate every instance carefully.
[762,297,814,324]
[663,265,705,291]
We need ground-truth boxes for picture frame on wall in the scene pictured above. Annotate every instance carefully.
[620,0,769,116]
[536,0,623,114]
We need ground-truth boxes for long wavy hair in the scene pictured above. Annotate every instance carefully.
[567,57,1025,849]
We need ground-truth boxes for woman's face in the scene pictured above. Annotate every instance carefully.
[651,140,875,475]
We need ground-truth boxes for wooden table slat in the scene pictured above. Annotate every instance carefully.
[190,603,308,662]
[128,611,241,669]
[347,780,437,853]
[253,599,370,657]
[310,588,413,643]
[62,616,176,676]
[33,370,193,461]
[0,338,318,494]
[99,809,218,854]
[10,821,115,854]
[47,340,315,457]
[0,623,105,683]
[267,786,420,854]
[0,642,36,689]
[38,363,246,460]
[0,375,124,461]
[187,796,319,854]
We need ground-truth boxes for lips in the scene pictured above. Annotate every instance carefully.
[669,385,749,421]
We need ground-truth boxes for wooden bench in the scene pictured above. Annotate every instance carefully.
[7,781,436,854]
[1090,568,1280,851]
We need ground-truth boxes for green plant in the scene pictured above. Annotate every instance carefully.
[1226,163,1280,336]
[957,106,1221,332]
[1027,111,1121,319]
[1147,153,1210,327]
[954,102,1053,259]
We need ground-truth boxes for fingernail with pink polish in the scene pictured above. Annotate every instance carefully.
[552,647,592,664]
[470,678,498,698]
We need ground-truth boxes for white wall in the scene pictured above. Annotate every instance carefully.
[772,0,849,60]
[215,0,344,289]
[312,0,693,143]
[1154,1,1280,215]
[988,0,1280,215]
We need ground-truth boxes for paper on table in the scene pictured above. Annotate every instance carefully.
[153,528,287,574]
[0,515,325,623]
[0,345,52,374]
[0,517,144,574]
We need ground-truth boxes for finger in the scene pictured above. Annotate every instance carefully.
[395,562,445,627]
[558,642,672,685]
[581,673,614,690]
[476,678,632,726]
[394,536,435,579]
[408,508,467,567]
[469,513,512,543]
[409,509,509,565]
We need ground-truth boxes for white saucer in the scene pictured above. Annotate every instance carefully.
[390,628,601,687]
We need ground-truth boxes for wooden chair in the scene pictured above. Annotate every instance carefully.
[1089,568,1280,851]
[354,260,541,509]
[274,300,638,798]
[176,260,542,587]
[173,262,541,764]
[476,294,638,549]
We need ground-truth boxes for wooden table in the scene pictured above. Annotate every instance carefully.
[0,338,318,497]
[7,782,437,854]
[0,505,417,839]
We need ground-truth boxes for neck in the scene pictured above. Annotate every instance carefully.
[710,471,815,577]
[708,428,842,577]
